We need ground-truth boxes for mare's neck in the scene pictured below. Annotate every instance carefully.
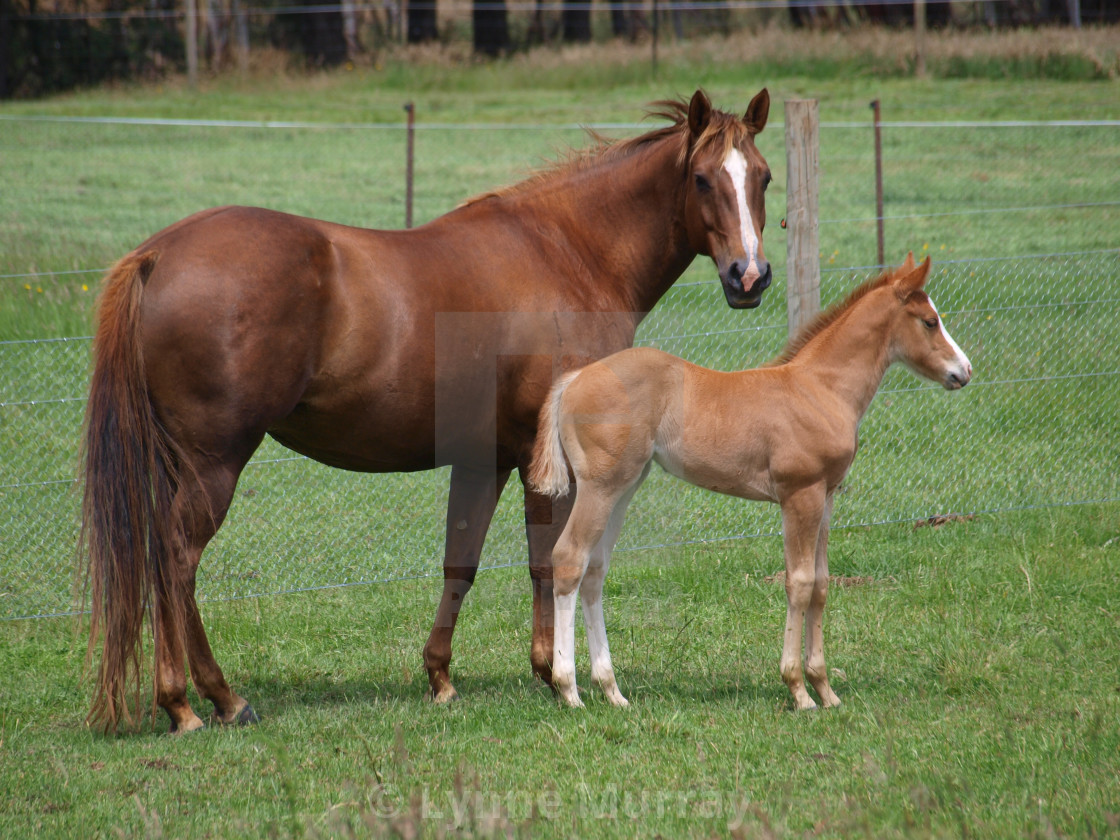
[512,137,696,319]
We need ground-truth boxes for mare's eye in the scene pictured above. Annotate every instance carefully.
[763,171,772,191]
[695,174,711,193]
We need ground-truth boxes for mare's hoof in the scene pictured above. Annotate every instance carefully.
[212,703,260,727]
[429,686,459,704]
[169,715,207,735]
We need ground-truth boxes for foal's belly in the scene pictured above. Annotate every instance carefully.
[653,449,777,503]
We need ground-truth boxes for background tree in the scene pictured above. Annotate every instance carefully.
[562,0,591,42]
[473,0,509,55]
[407,0,438,42]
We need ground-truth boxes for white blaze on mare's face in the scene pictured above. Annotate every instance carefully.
[722,148,761,281]
[928,296,973,376]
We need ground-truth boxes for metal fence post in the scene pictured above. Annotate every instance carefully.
[784,98,821,335]
[404,101,415,229]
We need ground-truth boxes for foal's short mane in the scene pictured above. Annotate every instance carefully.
[461,95,751,207]
[767,267,900,366]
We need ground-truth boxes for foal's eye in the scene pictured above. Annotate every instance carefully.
[694,174,712,193]
[923,317,938,329]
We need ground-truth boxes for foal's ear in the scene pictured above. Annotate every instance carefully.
[900,250,916,272]
[894,255,932,299]
[743,88,770,136]
[688,89,712,138]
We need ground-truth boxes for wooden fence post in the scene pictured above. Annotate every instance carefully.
[185,0,198,88]
[784,99,821,336]
[914,0,927,77]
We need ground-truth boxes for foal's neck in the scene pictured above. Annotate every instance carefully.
[790,294,898,419]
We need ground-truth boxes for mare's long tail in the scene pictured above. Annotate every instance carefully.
[528,370,580,498]
[80,250,185,732]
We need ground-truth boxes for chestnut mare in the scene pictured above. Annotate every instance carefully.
[530,255,972,710]
[82,88,774,732]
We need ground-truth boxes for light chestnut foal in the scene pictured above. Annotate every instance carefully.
[529,254,972,710]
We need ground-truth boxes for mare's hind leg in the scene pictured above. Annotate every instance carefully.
[581,465,649,707]
[804,491,841,708]
[158,457,256,733]
[521,469,576,687]
[423,465,512,703]
[778,482,828,712]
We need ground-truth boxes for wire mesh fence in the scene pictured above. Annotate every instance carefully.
[1,115,1117,620]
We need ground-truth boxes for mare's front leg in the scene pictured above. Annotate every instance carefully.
[521,469,576,687]
[423,465,511,703]
[778,482,828,711]
[804,491,841,708]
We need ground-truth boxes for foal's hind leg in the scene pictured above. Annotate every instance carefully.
[423,465,512,703]
[158,459,256,733]
[551,483,625,708]
[804,492,841,709]
[580,465,648,707]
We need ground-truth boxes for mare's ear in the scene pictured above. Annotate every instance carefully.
[688,89,712,138]
[894,255,932,299]
[744,88,770,135]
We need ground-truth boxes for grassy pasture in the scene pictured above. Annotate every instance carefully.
[2,508,1118,838]
[1,31,1119,838]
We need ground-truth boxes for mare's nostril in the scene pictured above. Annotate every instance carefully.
[728,260,746,285]
[757,262,772,291]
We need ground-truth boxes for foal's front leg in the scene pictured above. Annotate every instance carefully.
[804,491,841,708]
[778,483,828,711]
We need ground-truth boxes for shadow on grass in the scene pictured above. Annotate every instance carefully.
[232,663,817,722]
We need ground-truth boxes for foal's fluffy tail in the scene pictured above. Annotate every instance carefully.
[529,370,580,498]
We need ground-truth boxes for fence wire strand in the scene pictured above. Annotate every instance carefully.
[1,118,1117,620]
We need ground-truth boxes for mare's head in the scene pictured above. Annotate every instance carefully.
[680,88,773,309]
[888,254,972,390]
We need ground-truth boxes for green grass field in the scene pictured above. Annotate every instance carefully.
[1,27,1119,838]
[2,507,1118,838]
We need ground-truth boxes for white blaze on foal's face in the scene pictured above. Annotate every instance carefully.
[928,295,973,386]
[722,147,762,282]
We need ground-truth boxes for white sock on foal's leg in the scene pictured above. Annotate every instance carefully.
[552,589,583,707]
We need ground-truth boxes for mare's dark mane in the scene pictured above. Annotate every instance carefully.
[461,96,749,207]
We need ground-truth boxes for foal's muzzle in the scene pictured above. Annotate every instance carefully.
[944,364,973,390]
[721,259,772,309]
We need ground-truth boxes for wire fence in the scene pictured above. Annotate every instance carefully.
[1,116,1117,620]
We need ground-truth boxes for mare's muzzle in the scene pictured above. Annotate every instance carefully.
[721,259,772,309]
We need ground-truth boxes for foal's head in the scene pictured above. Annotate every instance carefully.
[889,254,973,390]
[678,89,773,309]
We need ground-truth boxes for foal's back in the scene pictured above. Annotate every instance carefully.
[552,344,856,505]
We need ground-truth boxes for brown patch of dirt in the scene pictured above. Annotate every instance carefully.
[763,572,890,588]
[914,514,976,529]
